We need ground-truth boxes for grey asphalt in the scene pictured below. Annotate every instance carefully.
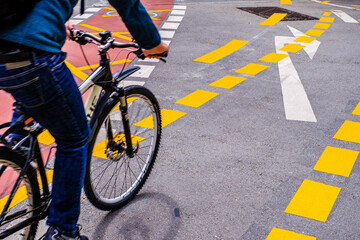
[51,0,360,239]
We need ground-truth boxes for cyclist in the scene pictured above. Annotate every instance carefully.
[0,0,169,239]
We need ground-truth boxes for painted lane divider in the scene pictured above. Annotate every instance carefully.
[331,10,359,23]
[280,0,292,5]
[266,228,316,240]
[175,90,219,108]
[260,13,287,26]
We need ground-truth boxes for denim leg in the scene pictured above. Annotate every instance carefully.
[0,53,90,235]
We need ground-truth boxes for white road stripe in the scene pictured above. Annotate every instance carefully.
[123,81,146,86]
[162,22,180,30]
[171,10,186,15]
[173,5,187,10]
[331,10,359,23]
[70,20,84,25]
[310,0,357,10]
[159,30,176,39]
[167,16,184,22]
[85,7,102,12]
[132,65,156,78]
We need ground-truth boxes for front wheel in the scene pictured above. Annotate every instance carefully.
[84,85,162,210]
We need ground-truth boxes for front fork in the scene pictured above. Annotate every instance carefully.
[118,89,135,158]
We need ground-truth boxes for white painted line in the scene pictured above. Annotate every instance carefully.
[167,16,184,22]
[276,35,317,122]
[163,40,171,45]
[138,58,160,63]
[123,81,146,86]
[132,65,156,78]
[310,0,357,10]
[171,10,186,16]
[159,30,175,39]
[173,5,187,10]
[288,26,321,59]
[85,7,102,12]
[70,19,83,25]
[73,13,94,19]
[162,22,180,30]
[331,10,358,23]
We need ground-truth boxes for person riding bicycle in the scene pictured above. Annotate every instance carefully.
[0,0,169,239]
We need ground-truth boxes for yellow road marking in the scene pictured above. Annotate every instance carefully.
[314,146,359,177]
[285,179,341,222]
[134,109,187,129]
[280,0,292,5]
[209,76,247,89]
[175,90,219,108]
[352,101,360,115]
[351,5,360,7]
[313,23,331,29]
[305,29,325,37]
[294,36,317,43]
[266,228,316,240]
[65,61,89,81]
[319,17,335,23]
[259,52,289,63]
[147,10,171,13]
[260,13,287,26]
[235,63,269,75]
[321,1,330,3]
[38,130,55,145]
[334,120,360,144]
[279,44,305,53]
[194,40,249,64]
[323,12,332,16]
[80,24,132,41]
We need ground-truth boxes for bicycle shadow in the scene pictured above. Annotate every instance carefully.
[91,192,181,240]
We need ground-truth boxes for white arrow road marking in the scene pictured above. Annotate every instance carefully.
[331,10,359,23]
[275,26,321,122]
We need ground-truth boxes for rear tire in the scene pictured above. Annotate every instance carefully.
[84,85,161,210]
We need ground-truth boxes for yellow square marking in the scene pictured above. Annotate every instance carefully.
[259,52,289,63]
[352,101,360,116]
[175,90,219,108]
[334,120,360,144]
[314,146,359,177]
[321,1,330,3]
[134,109,187,129]
[266,228,316,240]
[279,44,305,53]
[313,23,331,29]
[285,179,341,222]
[209,76,247,89]
[235,63,269,75]
[319,17,335,23]
[194,40,249,64]
[294,36,317,43]
[280,0,292,5]
[38,130,55,145]
[323,12,332,16]
[260,13,287,26]
[351,5,360,7]
[305,29,325,37]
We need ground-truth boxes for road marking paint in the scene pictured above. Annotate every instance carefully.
[167,16,184,22]
[259,52,289,63]
[209,76,247,89]
[175,90,219,108]
[334,120,360,144]
[266,228,316,240]
[173,5,187,10]
[305,29,325,37]
[352,102,360,115]
[331,10,359,23]
[162,22,180,30]
[85,7,102,12]
[123,81,145,87]
[70,20,83,25]
[319,17,335,23]
[313,23,331,29]
[159,30,176,39]
[131,65,155,78]
[260,13,287,26]
[80,24,132,41]
[313,146,359,177]
[194,40,249,64]
[171,10,186,15]
[279,44,305,53]
[351,5,360,7]
[65,61,89,81]
[38,130,55,145]
[280,0,292,5]
[287,27,321,59]
[321,1,330,3]
[73,13,94,19]
[294,36,317,43]
[310,0,357,10]
[285,179,341,222]
[147,9,171,13]
[235,63,269,75]
[323,12,332,16]
[77,59,132,71]
[134,109,187,128]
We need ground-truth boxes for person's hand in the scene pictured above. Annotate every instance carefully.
[65,21,75,39]
[143,42,169,58]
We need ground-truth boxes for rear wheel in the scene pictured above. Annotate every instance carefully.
[84,85,161,210]
[0,148,40,240]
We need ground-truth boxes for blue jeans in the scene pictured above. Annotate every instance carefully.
[0,52,90,235]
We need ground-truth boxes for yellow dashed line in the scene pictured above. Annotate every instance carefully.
[352,101,360,115]
[323,12,332,16]
[266,228,316,240]
[235,63,269,75]
[260,13,287,26]
[194,40,249,64]
[280,0,292,5]
[351,5,360,7]
[209,76,247,89]
[305,29,325,37]
[313,23,331,29]
[65,61,89,81]
[314,146,359,177]
[134,109,187,129]
[294,36,317,43]
[38,130,55,145]
[285,179,341,222]
[175,90,219,108]
[259,52,289,63]
[279,44,305,53]
[319,17,335,23]
[333,120,360,144]
[321,1,330,3]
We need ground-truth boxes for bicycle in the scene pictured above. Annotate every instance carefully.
[0,29,165,239]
